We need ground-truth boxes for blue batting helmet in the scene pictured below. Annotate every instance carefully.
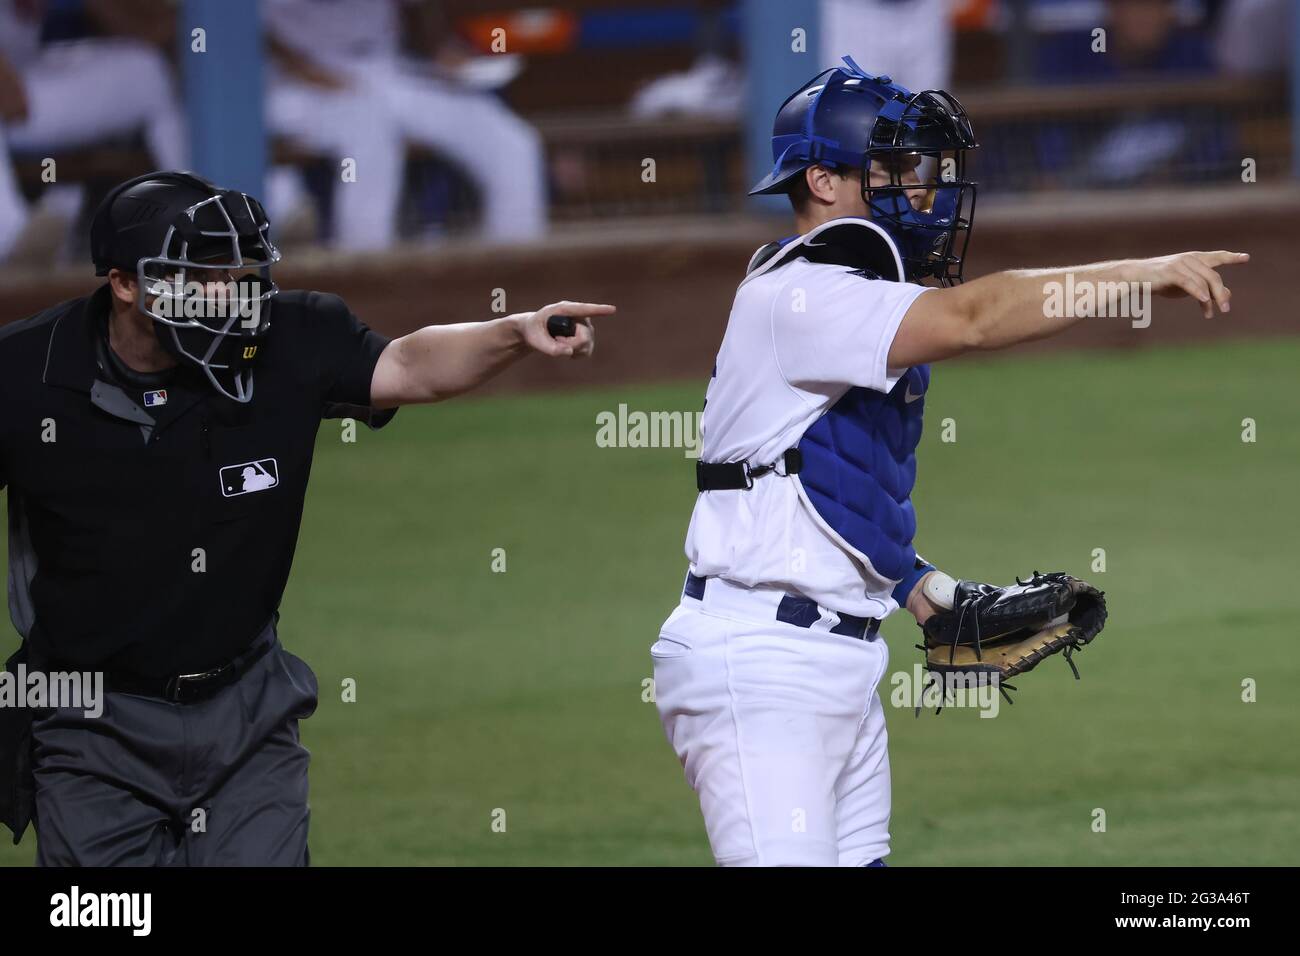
[750,56,979,286]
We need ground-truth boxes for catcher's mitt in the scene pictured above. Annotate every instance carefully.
[919,571,1107,704]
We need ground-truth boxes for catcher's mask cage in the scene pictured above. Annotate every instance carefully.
[93,171,279,403]
[750,56,979,286]
[862,86,977,287]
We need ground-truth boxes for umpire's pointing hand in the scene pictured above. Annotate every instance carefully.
[515,301,615,359]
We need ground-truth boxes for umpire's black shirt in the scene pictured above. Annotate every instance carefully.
[0,285,393,678]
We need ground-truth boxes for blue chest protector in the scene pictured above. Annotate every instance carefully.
[744,218,928,585]
[796,365,928,582]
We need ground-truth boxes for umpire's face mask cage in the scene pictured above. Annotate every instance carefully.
[861,89,978,287]
[137,191,279,403]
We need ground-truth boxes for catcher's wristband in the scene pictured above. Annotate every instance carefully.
[921,570,958,610]
[891,558,937,607]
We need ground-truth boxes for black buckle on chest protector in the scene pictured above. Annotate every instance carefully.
[696,448,802,491]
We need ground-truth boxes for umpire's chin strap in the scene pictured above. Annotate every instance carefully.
[696,448,802,491]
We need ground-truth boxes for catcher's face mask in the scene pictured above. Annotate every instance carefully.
[860,88,978,287]
[137,191,279,403]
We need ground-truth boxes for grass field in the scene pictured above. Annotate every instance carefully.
[3,338,1298,866]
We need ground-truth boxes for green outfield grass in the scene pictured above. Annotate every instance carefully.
[3,338,1298,866]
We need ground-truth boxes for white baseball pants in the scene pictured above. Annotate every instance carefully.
[653,575,893,867]
[265,57,545,249]
[0,39,188,259]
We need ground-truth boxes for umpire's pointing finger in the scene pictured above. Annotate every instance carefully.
[546,301,617,318]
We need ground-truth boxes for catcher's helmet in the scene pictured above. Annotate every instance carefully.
[750,56,978,285]
[89,170,280,403]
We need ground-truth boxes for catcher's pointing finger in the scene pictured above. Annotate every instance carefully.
[1184,256,1232,315]
[1147,251,1249,318]
[1196,250,1252,268]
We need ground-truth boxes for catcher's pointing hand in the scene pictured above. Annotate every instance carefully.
[1141,250,1250,319]
[517,301,616,359]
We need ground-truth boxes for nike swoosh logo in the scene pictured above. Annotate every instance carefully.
[904,385,923,403]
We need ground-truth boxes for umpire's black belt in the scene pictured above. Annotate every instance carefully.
[683,571,881,642]
[49,621,276,704]
[697,448,802,491]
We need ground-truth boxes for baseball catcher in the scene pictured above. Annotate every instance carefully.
[651,56,1246,868]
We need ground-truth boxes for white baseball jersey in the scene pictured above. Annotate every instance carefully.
[685,219,932,619]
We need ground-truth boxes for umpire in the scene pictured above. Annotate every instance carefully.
[0,171,612,865]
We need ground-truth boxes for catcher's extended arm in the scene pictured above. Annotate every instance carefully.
[918,571,1108,704]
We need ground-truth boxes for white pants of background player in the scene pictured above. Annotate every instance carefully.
[264,57,546,250]
[653,577,892,866]
[820,0,953,92]
[0,40,187,260]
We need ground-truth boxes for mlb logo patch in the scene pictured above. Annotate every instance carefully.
[219,458,279,497]
[144,389,168,407]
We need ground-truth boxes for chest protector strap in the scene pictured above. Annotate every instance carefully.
[697,448,802,491]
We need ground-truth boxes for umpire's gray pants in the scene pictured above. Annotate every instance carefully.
[30,625,319,866]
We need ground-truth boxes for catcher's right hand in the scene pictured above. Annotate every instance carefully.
[919,571,1108,702]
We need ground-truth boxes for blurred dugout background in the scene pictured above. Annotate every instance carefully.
[0,0,1294,258]
[1,0,1295,387]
